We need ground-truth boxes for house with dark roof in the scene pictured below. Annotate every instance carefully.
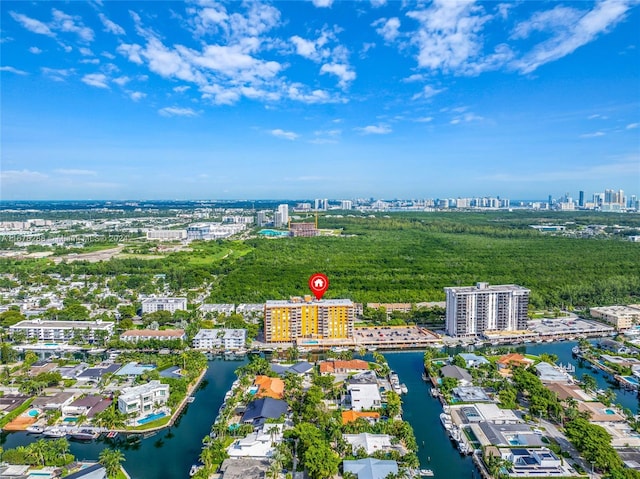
[440,365,472,385]
[76,363,121,383]
[63,395,112,418]
[241,397,288,427]
[64,463,107,479]
[270,361,314,376]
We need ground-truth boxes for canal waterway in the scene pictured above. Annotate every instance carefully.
[2,341,638,478]
[0,358,247,479]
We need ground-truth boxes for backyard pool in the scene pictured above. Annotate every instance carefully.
[137,412,166,425]
[27,409,39,417]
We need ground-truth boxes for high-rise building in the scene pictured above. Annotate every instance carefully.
[277,204,289,225]
[445,283,530,337]
[257,211,268,227]
[314,198,322,211]
[264,297,354,342]
[340,200,353,210]
[579,191,585,207]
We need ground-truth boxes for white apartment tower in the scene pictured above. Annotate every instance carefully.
[277,204,289,225]
[445,283,530,337]
[340,200,353,210]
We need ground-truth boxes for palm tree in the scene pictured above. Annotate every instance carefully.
[99,448,126,479]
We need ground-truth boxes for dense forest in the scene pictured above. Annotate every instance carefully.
[1,212,638,308]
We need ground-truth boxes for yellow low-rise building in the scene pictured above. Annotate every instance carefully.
[590,305,640,330]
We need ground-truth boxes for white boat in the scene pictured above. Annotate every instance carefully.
[439,413,452,430]
[187,396,195,403]
[419,469,434,476]
[366,346,377,351]
[400,384,408,394]
[43,428,66,438]
[26,425,44,434]
[189,464,203,477]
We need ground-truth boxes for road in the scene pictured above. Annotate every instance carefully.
[540,418,602,478]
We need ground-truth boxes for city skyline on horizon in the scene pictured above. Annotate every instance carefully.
[1,1,639,200]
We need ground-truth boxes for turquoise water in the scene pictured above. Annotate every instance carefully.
[258,229,289,237]
[63,417,78,423]
[27,409,39,417]
[137,412,166,425]
[605,409,616,414]
[623,376,639,385]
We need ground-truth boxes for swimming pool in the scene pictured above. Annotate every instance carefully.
[258,229,290,237]
[605,409,616,415]
[27,409,39,417]
[622,376,639,385]
[137,412,166,425]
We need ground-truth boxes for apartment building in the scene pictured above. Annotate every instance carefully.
[120,329,186,342]
[118,380,169,418]
[141,297,187,314]
[192,329,246,350]
[590,305,640,330]
[264,297,354,343]
[9,319,115,342]
[445,283,530,337]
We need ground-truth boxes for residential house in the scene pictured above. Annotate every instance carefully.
[253,375,285,399]
[63,395,112,418]
[219,458,270,479]
[343,433,395,455]
[341,411,381,425]
[270,361,314,377]
[440,365,473,386]
[120,329,186,342]
[117,380,169,418]
[343,458,399,479]
[241,398,288,427]
[319,359,370,374]
[347,378,382,411]
[227,423,284,458]
[458,353,490,368]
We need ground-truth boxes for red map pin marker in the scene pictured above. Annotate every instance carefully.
[309,273,329,300]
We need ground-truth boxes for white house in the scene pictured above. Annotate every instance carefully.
[347,381,381,411]
[343,433,394,455]
[118,380,169,418]
[226,423,284,458]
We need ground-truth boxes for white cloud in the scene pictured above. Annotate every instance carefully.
[371,0,387,7]
[355,124,392,135]
[588,113,609,120]
[415,116,434,122]
[291,35,321,59]
[174,85,191,93]
[287,85,337,104]
[0,169,48,182]
[99,13,125,35]
[320,63,356,88]
[406,1,491,73]
[580,131,606,138]
[128,91,146,101]
[626,123,638,129]
[51,8,94,42]
[373,17,401,42]
[403,73,425,83]
[0,66,28,75]
[270,129,299,140]
[312,0,334,7]
[29,46,42,54]
[10,12,54,36]
[412,85,445,100]
[41,67,73,82]
[158,106,198,117]
[81,73,109,88]
[514,0,633,73]
[113,76,130,86]
[79,47,93,56]
[54,169,97,175]
[450,112,484,124]
[117,44,144,64]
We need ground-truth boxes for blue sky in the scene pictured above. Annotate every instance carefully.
[1,0,639,201]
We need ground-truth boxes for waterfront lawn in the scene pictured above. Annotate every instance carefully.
[129,415,171,431]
